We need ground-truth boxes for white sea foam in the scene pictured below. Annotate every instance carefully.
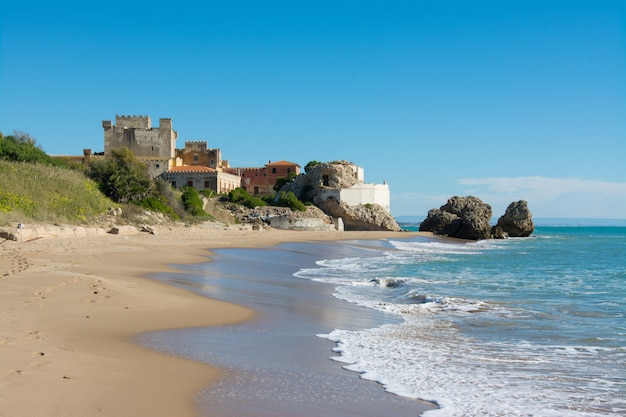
[318,322,625,417]
[297,233,626,416]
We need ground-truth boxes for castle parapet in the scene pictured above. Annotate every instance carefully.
[184,141,208,152]
[159,118,172,130]
[116,115,152,129]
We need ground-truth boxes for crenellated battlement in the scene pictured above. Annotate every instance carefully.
[115,114,152,129]
[183,141,208,152]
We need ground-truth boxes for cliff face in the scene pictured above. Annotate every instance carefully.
[281,161,401,231]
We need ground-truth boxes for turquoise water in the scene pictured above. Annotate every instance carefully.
[295,227,626,416]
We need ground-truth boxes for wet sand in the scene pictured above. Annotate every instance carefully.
[0,222,433,416]
[141,241,436,416]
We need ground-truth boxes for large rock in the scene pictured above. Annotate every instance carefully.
[319,198,401,231]
[492,200,534,238]
[280,161,401,231]
[419,196,492,240]
[244,206,339,231]
[0,224,108,241]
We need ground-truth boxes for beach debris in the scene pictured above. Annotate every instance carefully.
[107,226,138,236]
[140,225,156,234]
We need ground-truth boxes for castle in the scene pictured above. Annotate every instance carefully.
[103,115,177,178]
[100,114,390,211]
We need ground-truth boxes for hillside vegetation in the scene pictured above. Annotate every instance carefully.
[0,131,309,226]
[0,160,115,224]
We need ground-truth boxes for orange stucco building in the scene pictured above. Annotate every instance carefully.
[225,160,301,196]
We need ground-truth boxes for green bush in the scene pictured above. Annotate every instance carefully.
[89,148,154,203]
[1,132,56,165]
[137,196,180,220]
[273,172,297,191]
[304,160,322,173]
[154,179,186,219]
[276,191,306,212]
[228,187,267,209]
[181,187,208,217]
[228,187,249,204]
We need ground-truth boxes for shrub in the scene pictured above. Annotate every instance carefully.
[181,187,209,217]
[137,196,180,220]
[304,160,322,173]
[89,148,154,203]
[154,179,186,219]
[228,187,250,204]
[276,191,306,212]
[273,172,297,191]
[1,131,56,165]
[228,187,267,209]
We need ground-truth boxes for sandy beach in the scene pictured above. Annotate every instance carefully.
[0,222,425,417]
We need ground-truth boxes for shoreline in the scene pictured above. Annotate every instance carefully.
[0,223,427,417]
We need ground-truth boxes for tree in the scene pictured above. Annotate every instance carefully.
[88,148,154,203]
[273,172,297,191]
[0,131,56,165]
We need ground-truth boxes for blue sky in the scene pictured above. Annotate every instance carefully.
[1,0,625,219]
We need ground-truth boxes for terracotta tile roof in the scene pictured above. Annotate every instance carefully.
[167,165,216,173]
[265,160,300,166]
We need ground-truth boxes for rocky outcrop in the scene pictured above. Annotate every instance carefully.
[243,205,339,231]
[419,196,493,240]
[280,161,401,231]
[420,197,535,240]
[318,198,401,231]
[491,200,534,238]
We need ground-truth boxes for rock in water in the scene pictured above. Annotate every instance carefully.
[493,200,534,238]
[419,196,492,240]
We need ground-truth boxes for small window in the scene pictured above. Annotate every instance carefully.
[155,163,160,168]
[287,168,291,174]
[187,180,193,187]
[193,154,199,162]
[204,180,210,188]
[254,186,259,195]
[272,167,277,174]
[171,181,176,187]
[323,175,330,186]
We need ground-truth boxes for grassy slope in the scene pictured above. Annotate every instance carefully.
[0,160,115,225]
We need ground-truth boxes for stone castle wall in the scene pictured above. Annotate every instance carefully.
[102,115,177,177]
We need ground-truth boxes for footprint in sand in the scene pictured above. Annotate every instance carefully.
[0,248,31,277]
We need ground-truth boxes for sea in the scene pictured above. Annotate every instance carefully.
[141,222,625,417]
[294,224,626,416]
